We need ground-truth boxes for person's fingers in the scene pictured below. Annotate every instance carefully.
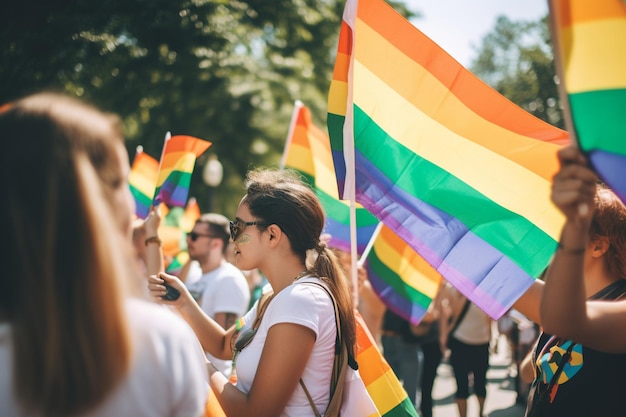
[556,144,587,166]
[147,275,167,298]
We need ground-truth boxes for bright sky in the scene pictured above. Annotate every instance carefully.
[403,0,549,67]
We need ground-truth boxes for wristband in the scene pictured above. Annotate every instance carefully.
[145,236,162,246]
[557,242,585,255]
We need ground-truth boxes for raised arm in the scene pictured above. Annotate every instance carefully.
[540,145,626,353]
[143,206,165,276]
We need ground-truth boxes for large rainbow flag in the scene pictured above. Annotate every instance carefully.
[355,311,418,417]
[327,0,569,319]
[129,146,159,219]
[365,224,442,325]
[549,0,626,202]
[153,134,211,208]
[282,101,379,254]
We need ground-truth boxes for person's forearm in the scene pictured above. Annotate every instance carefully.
[513,280,543,325]
[178,301,232,360]
[540,222,588,338]
[144,226,164,276]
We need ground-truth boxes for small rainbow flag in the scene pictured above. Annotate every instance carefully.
[128,146,159,219]
[282,101,378,253]
[355,311,418,416]
[153,134,211,208]
[365,224,442,325]
[549,0,626,202]
[328,0,569,319]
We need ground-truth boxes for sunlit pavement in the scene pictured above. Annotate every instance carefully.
[430,335,527,417]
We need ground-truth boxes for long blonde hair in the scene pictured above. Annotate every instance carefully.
[1,93,134,416]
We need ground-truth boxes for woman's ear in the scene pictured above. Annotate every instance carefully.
[266,224,282,247]
[590,236,609,258]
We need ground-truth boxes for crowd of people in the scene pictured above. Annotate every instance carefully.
[3,90,626,417]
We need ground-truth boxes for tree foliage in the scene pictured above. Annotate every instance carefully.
[469,15,564,129]
[1,0,332,214]
[0,0,413,215]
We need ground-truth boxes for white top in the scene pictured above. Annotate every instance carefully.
[188,261,250,374]
[452,302,492,345]
[235,277,336,417]
[0,299,209,417]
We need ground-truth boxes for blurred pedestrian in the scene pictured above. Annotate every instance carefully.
[0,93,209,417]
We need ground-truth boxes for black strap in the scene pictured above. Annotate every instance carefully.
[448,299,471,339]
[527,341,575,417]
[589,279,626,301]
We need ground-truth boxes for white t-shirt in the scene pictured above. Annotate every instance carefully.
[188,261,250,374]
[0,299,209,417]
[235,277,336,417]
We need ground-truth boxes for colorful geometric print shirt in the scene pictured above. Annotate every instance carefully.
[525,279,626,417]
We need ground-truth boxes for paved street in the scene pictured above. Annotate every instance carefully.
[430,335,527,417]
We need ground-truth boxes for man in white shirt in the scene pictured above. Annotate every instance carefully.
[185,213,250,374]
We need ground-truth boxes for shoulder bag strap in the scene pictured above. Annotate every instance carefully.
[298,281,349,417]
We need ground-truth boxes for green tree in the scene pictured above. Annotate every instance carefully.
[1,0,414,215]
[469,15,563,129]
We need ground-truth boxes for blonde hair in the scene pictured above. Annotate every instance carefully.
[1,93,134,416]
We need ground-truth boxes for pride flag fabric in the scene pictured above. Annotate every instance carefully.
[181,196,201,232]
[153,135,211,208]
[129,146,159,219]
[365,224,442,325]
[166,250,190,275]
[549,0,626,202]
[327,0,569,319]
[282,101,378,253]
[355,311,418,417]
[160,197,202,261]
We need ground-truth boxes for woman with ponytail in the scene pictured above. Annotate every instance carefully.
[150,168,357,417]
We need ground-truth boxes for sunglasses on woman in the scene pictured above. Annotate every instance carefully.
[229,219,269,241]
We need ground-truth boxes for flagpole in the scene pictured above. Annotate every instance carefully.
[152,131,171,208]
[356,221,383,268]
[349,199,359,306]
[280,100,304,170]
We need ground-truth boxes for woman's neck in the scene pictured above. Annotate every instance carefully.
[263,264,309,294]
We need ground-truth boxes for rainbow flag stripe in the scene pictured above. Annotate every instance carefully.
[283,101,378,253]
[166,250,190,275]
[181,197,201,232]
[355,311,418,417]
[129,148,159,219]
[366,224,442,325]
[549,0,626,201]
[328,0,568,319]
[153,135,211,208]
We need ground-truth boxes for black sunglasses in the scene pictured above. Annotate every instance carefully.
[187,231,220,242]
[229,219,269,241]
